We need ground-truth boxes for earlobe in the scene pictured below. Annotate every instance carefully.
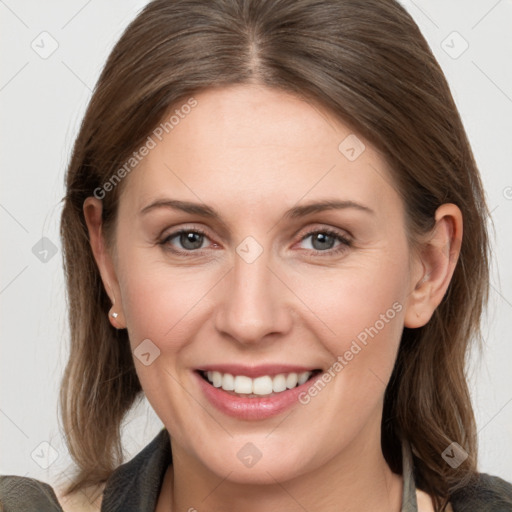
[83,197,127,329]
[108,306,125,330]
[404,203,463,329]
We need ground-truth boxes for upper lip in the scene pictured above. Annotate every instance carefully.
[196,364,320,378]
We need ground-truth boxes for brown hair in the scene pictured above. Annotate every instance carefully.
[58,0,490,508]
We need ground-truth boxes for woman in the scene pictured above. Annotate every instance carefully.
[1,0,511,511]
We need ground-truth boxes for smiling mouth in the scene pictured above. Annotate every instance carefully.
[197,369,322,398]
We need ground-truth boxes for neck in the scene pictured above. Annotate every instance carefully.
[167,419,403,512]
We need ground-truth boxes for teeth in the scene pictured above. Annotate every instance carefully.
[203,370,314,395]
[298,371,310,385]
[234,375,252,394]
[212,371,222,388]
[253,376,273,395]
[286,373,298,389]
[222,373,235,391]
[273,374,287,392]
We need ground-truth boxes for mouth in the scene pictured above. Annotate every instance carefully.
[196,368,323,398]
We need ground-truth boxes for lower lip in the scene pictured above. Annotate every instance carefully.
[194,371,321,420]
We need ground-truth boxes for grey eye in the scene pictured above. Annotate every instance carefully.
[308,232,337,251]
[177,231,205,250]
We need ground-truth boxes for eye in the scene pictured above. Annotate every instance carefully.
[297,228,352,256]
[159,228,213,253]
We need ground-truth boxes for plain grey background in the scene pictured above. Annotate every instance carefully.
[1,0,511,492]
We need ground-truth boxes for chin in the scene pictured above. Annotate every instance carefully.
[195,437,325,485]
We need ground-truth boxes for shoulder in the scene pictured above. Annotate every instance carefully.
[0,475,104,512]
[450,473,512,512]
[0,475,63,511]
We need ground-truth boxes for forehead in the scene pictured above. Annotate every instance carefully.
[121,84,401,220]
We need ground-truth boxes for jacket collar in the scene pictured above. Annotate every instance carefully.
[101,427,171,512]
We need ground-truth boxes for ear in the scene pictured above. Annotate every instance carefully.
[83,197,126,329]
[404,203,463,328]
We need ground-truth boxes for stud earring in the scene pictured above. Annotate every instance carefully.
[110,311,119,319]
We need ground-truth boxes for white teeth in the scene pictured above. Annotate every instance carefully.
[272,374,287,392]
[212,371,222,388]
[253,376,273,395]
[298,371,310,385]
[286,373,298,389]
[222,373,235,391]
[204,370,314,395]
[234,375,253,394]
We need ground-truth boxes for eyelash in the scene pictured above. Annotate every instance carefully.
[158,227,352,257]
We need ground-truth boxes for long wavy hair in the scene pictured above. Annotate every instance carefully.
[58,1,490,509]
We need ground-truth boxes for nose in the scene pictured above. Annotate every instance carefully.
[213,244,292,346]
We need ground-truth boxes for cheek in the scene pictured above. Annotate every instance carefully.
[295,252,408,404]
[116,245,225,357]
[299,256,407,349]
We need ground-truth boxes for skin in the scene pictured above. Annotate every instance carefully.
[84,84,462,512]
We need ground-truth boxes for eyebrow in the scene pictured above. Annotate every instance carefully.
[140,198,374,221]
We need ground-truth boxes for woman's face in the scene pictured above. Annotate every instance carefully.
[102,84,424,483]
